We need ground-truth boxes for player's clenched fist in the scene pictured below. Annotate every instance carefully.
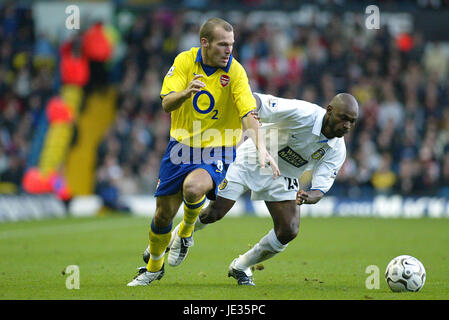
[296,189,324,206]
[296,190,308,205]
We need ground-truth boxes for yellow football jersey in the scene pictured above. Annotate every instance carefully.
[160,47,256,148]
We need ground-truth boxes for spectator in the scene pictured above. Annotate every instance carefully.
[371,153,397,195]
[423,42,449,83]
[439,152,449,197]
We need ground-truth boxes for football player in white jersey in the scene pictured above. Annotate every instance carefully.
[162,92,359,285]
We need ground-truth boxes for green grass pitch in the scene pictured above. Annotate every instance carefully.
[0,214,448,300]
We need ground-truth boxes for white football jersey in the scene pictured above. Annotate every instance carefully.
[235,93,346,194]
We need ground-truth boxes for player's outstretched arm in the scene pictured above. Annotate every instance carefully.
[242,113,280,179]
[162,74,205,112]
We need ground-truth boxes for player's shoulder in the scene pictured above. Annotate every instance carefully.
[289,98,324,120]
[331,137,347,157]
[297,100,323,113]
[336,137,346,149]
[228,56,246,75]
[273,94,322,111]
[255,92,322,118]
[174,47,199,64]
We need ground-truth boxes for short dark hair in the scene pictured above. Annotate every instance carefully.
[199,17,233,43]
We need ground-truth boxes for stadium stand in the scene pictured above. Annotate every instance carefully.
[1,1,449,212]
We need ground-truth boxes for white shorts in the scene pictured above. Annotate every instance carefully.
[217,162,299,202]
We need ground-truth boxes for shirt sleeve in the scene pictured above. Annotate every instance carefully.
[231,64,256,118]
[254,92,319,125]
[160,52,189,98]
[311,146,346,194]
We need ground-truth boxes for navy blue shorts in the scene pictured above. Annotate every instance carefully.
[155,139,236,200]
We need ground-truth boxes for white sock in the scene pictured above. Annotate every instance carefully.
[235,229,287,271]
[194,217,207,232]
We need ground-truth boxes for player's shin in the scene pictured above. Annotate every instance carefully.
[147,220,172,272]
[235,229,288,270]
[178,195,206,238]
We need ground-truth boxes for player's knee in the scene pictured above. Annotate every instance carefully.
[276,222,300,244]
[183,181,207,203]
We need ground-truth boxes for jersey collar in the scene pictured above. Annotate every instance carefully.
[195,47,233,75]
[313,108,338,148]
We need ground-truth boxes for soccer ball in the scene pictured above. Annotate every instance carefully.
[385,255,426,292]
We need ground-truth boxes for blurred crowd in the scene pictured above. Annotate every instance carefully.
[103,8,449,199]
[1,3,449,201]
[0,5,56,194]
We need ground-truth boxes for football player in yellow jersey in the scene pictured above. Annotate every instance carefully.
[128,17,279,286]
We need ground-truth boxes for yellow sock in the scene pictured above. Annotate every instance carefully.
[178,195,206,238]
[147,220,172,272]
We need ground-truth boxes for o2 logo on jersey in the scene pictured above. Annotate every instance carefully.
[193,90,215,114]
[193,90,218,119]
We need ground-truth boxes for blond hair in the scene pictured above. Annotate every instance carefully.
[199,17,233,43]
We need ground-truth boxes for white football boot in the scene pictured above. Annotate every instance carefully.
[167,223,194,267]
[127,265,165,287]
[228,258,255,286]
